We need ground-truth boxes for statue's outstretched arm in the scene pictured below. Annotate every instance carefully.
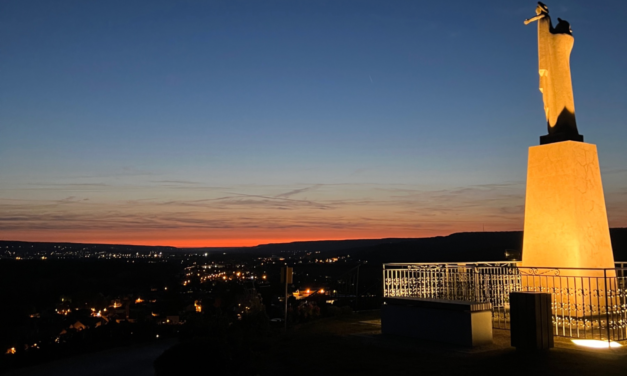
[524,14,546,25]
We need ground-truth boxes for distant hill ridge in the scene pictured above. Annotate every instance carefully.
[0,240,177,257]
[2,228,626,262]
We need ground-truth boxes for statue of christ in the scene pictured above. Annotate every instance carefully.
[525,2,583,144]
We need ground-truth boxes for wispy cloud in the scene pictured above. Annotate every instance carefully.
[1,181,625,242]
[602,168,627,175]
[151,180,202,185]
[275,185,321,199]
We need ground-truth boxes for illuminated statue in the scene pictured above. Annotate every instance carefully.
[525,2,583,144]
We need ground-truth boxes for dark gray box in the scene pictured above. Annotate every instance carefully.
[382,297,493,347]
[510,292,554,350]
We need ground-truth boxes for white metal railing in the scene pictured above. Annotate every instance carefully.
[383,262,627,342]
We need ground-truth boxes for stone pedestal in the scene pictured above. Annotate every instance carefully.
[522,141,614,271]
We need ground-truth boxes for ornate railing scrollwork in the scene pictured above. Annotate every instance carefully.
[519,267,561,276]
[383,262,627,342]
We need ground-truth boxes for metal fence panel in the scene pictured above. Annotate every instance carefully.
[383,262,627,342]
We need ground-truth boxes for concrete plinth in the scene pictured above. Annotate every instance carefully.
[381,298,493,347]
[522,141,614,271]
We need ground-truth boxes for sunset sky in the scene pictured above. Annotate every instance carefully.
[1,0,626,247]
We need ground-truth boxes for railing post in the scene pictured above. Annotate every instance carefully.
[382,264,386,297]
[355,264,360,311]
[604,268,611,343]
[474,266,480,302]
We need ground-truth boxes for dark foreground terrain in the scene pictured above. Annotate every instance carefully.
[3,339,175,376]
[12,310,624,376]
[245,312,627,376]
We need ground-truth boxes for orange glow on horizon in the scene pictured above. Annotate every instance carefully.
[0,228,503,248]
[0,235,440,248]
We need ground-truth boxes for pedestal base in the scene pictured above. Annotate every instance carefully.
[522,141,614,270]
[540,133,584,145]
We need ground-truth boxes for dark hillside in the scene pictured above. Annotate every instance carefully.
[323,228,627,264]
[252,238,412,254]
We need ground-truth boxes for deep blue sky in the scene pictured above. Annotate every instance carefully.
[1,0,626,246]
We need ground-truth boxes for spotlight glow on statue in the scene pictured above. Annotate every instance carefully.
[525,2,583,145]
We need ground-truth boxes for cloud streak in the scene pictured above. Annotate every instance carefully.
[1,180,625,246]
[275,185,321,199]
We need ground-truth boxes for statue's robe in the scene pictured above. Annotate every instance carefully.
[537,16,579,136]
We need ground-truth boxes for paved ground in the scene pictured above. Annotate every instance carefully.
[4,313,627,376]
[251,312,627,376]
[358,318,627,355]
[354,318,514,353]
[3,339,176,376]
